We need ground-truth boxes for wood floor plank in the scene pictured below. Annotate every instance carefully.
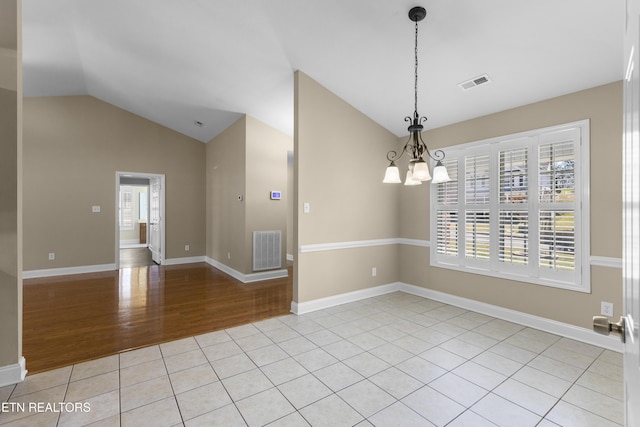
[22,262,292,374]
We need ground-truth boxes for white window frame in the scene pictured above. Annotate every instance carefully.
[430,120,590,292]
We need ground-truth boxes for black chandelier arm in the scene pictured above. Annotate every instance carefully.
[415,132,445,162]
[386,150,401,162]
[431,149,446,161]
[386,130,419,163]
[405,115,427,126]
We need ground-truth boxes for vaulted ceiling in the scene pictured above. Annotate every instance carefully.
[22,1,624,142]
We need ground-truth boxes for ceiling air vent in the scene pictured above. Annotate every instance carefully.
[458,74,491,91]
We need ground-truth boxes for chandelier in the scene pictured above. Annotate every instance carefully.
[383,6,451,186]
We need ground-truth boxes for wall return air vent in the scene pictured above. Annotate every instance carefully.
[458,74,492,91]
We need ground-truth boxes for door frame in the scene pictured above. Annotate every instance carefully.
[623,0,640,421]
[115,171,166,268]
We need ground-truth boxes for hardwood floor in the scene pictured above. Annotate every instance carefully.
[22,263,292,374]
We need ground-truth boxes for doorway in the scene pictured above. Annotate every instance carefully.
[116,172,165,269]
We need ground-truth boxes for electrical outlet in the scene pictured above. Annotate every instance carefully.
[185,245,190,252]
[601,301,614,317]
[48,252,55,261]
[372,267,377,277]
[227,252,231,260]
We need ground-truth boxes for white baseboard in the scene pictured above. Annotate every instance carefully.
[22,256,287,281]
[163,256,206,266]
[23,263,117,279]
[291,283,401,315]
[291,282,623,353]
[206,257,288,283]
[0,357,26,387]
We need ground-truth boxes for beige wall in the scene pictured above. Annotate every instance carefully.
[294,71,400,303]
[0,0,22,375]
[206,115,292,275]
[206,116,248,272]
[22,96,206,270]
[399,82,623,329]
[245,115,291,273]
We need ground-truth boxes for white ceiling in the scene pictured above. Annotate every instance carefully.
[22,0,625,142]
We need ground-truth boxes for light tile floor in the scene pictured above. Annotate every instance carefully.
[0,292,624,426]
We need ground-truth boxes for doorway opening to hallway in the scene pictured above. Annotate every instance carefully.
[116,172,165,269]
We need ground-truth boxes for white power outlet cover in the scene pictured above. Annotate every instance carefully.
[601,301,614,317]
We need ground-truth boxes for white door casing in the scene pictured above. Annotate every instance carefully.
[149,176,163,265]
[623,0,640,423]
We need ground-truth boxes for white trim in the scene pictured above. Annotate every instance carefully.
[120,239,142,247]
[290,282,622,353]
[295,237,623,275]
[291,283,401,315]
[397,238,429,247]
[299,238,398,253]
[590,255,623,269]
[398,283,622,352]
[23,263,116,279]
[163,256,206,266]
[0,357,27,387]
[206,257,288,283]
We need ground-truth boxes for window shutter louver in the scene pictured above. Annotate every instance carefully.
[465,155,490,204]
[436,211,459,256]
[465,210,490,260]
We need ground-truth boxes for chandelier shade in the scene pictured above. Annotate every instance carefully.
[383,6,451,186]
[382,161,402,183]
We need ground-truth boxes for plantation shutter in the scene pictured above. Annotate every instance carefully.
[538,139,576,275]
[430,121,587,291]
[464,155,490,262]
[120,187,134,231]
[499,147,529,266]
[435,159,459,258]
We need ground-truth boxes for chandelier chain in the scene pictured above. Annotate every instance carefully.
[414,19,419,115]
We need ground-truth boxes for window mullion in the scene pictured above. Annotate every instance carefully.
[489,144,500,272]
[458,155,465,265]
[529,138,540,276]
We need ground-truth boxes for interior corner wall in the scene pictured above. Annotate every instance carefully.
[294,71,400,303]
[399,81,623,329]
[244,115,292,273]
[0,0,23,381]
[206,116,247,273]
[22,96,206,270]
